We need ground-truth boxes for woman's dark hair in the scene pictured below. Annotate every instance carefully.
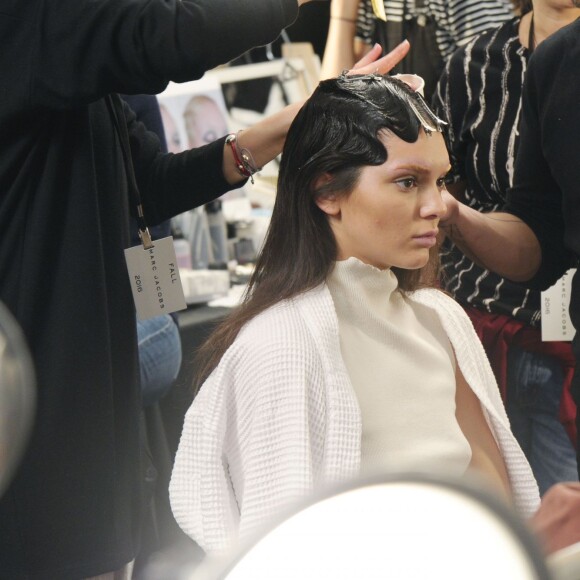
[196,74,446,386]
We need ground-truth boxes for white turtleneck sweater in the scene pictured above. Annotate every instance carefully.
[327,258,472,477]
[170,262,540,554]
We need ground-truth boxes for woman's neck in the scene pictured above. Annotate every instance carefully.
[519,6,580,51]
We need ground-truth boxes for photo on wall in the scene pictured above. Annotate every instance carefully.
[157,75,230,153]
[158,76,251,213]
[156,73,267,276]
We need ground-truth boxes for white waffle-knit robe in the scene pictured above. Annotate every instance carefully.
[169,284,540,554]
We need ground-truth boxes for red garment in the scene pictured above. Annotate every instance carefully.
[464,306,577,447]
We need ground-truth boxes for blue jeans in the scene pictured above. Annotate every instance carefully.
[507,346,578,495]
[137,314,182,407]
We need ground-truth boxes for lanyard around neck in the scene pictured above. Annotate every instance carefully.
[106,93,153,249]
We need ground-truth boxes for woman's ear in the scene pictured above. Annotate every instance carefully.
[315,194,341,216]
[314,174,341,216]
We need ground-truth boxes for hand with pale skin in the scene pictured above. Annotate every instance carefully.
[221,40,410,186]
[350,40,410,76]
[530,482,580,555]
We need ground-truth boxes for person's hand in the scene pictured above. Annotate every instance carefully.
[439,190,460,231]
[392,73,425,94]
[347,41,410,76]
[530,482,580,554]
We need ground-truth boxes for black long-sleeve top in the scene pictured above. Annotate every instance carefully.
[504,18,580,456]
[505,19,580,295]
[0,1,298,578]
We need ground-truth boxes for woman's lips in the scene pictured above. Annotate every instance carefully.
[413,230,438,247]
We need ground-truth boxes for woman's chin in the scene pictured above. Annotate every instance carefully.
[397,253,431,270]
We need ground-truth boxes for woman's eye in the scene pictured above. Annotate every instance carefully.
[396,177,417,190]
[436,177,447,190]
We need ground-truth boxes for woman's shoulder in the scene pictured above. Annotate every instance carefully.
[239,288,321,337]
[201,288,333,404]
[228,285,333,360]
[409,286,453,302]
[409,287,472,326]
[470,17,520,48]
[532,18,580,69]
[449,17,520,66]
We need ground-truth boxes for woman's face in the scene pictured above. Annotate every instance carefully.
[318,130,450,271]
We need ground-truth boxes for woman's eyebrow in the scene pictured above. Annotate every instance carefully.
[390,162,452,174]
[389,163,432,174]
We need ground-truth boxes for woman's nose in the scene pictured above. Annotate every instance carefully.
[420,187,447,220]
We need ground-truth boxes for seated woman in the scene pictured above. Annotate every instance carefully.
[169,74,540,555]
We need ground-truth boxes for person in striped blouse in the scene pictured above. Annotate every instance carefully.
[432,0,580,494]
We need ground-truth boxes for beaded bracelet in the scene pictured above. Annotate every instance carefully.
[225,132,262,184]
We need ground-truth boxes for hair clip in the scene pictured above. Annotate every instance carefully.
[339,71,383,82]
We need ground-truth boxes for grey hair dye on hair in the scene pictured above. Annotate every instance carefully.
[283,74,446,195]
[333,73,446,135]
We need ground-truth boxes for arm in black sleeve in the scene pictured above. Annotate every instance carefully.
[29,0,299,108]
[124,102,242,225]
[504,33,576,290]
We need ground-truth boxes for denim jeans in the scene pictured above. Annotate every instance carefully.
[507,346,578,495]
[137,314,182,407]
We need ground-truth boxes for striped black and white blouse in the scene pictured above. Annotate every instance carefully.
[356,0,514,61]
[432,17,540,326]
